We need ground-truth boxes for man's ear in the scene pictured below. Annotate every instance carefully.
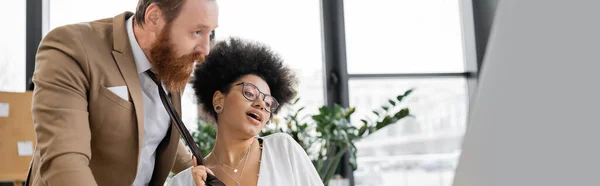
[212,91,225,111]
[144,3,163,33]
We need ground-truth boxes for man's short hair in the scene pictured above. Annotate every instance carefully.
[134,0,186,27]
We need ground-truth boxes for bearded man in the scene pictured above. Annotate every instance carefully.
[27,0,218,186]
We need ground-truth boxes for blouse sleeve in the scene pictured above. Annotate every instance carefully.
[281,134,325,186]
[166,167,194,186]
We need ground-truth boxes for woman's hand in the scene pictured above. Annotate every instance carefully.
[192,156,215,186]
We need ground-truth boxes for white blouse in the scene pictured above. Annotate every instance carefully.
[167,133,324,186]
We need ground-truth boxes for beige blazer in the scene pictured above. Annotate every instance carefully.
[28,12,193,186]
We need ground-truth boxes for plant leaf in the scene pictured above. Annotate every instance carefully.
[397,89,414,102]
[350,143,358,171]
[376,116,393,130]
[394,108,410,119]
[404,89,414,96]
[344,107,356,119]
[368,126,376,134]
[389,99,396,106]
[358,124,367,137]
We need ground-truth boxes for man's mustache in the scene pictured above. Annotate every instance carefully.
[175,52,204,67]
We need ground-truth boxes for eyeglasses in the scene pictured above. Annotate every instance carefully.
[235,82,279,113]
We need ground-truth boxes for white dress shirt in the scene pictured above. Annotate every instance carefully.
[126,16,172,186]
[167,133,324,186]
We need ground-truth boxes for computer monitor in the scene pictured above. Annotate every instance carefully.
[452,0,600,186]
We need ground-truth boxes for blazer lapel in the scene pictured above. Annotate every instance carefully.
[111,12,145,159]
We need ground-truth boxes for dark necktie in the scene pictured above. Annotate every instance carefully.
[145,70,225,186]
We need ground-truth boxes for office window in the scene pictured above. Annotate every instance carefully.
[0,1,26,92]
[47,0,138,34]
[344,0,471,186]
[344,0,465,74]
[350,78,467,186]
[214,0,325,117]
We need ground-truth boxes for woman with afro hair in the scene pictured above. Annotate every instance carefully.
[168,37,323,186]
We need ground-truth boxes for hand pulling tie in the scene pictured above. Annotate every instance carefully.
[146,70,225,186]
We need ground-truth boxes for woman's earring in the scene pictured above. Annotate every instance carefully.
[215,105,223,113]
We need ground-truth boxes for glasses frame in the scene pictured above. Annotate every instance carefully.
[235,82,279,113]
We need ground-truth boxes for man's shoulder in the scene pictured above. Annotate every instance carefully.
[36,13,130,77]
[44,11,134,47]
[44,17,115,45]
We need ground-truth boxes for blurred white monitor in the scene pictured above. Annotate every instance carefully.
[452,0,600,186]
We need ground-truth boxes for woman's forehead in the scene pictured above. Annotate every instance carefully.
[235,74,271,94]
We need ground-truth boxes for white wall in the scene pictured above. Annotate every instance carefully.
[453,0,600,186]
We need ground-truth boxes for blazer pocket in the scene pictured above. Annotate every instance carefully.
[98,85,133,110]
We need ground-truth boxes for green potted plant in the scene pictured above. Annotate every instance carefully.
[192,89,414,185]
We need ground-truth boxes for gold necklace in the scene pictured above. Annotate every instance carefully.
[213,139,254,173]
[214,140,253,186]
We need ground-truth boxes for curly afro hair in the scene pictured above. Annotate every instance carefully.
[192,37,298,121]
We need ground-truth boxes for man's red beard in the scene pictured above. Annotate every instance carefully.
[149,24,204,92]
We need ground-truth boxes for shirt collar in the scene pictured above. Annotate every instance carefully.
[126,16,152,74]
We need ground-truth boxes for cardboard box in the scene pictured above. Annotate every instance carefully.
[0,91,35,182]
